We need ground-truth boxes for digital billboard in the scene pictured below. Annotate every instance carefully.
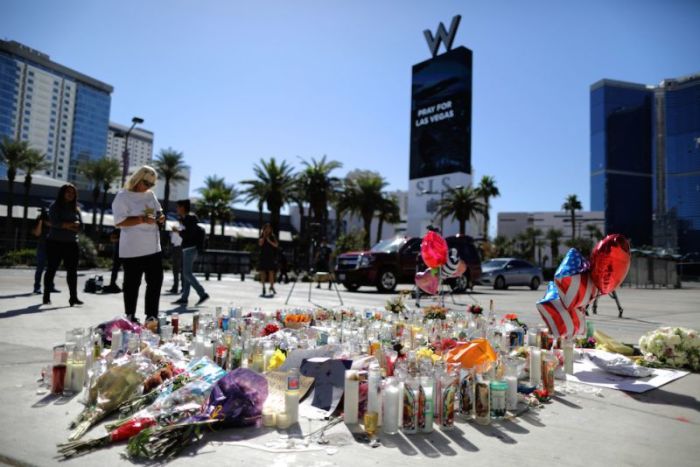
[409,46,472,180]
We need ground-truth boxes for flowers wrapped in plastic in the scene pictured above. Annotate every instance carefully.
[126,368,268,460]
[639,327,700,371]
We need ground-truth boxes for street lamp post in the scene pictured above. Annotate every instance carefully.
[116,116,144,186]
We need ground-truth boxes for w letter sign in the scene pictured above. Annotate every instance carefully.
[423,15,461,58]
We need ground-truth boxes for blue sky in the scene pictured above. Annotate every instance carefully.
[3,0,699,225]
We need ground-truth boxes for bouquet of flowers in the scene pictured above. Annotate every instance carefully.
[467,304,483,316]
[126,369,268,460]
[639,327,700,371]
[262,323,280,337]
[385,291,409,314]
[423,304,448,320]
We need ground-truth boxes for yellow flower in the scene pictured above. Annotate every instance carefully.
[267,349,286,371]
[416,347,434,361]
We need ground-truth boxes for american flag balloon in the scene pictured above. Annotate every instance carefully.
[536,281,586,338]
[554,248,598,310]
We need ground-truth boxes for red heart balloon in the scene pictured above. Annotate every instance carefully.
[590,234,631,294]
[421,231,448,269]
[415,268,439,295]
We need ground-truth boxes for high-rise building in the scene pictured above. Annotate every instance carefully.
[106,122,154,182]
[0,40,112,186]
[590,74,700,254]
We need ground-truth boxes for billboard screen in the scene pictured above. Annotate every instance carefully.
[409,46,472,180]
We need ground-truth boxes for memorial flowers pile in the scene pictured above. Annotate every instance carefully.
[639,327,700,372]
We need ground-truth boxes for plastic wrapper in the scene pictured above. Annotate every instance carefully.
[593,330,634,356]
[443,338,497,370]
[96,317,141,346]
[587,350,653,378]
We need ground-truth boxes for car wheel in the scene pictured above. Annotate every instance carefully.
[494,275,506,290]
[376,269,398,292]
[450,274,469,293]
[343,282,360,292]
[529,277,541,291]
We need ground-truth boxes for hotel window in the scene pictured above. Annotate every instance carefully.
[28,71,34,76]
[25,109,30,115]
[27,78,33,84]
[52,95,57,101]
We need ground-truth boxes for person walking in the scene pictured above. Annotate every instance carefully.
[258,223,278,296]
[168,222,183,294]
[314,239,333,290]
[102,228,122,293]
[172,199,209,306]
[32,207,59,294]
[43,184,83,306]
[112,166,165,323]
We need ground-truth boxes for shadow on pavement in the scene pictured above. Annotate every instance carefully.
[628,387,700,412]
[470,422,518,444]
[380,433,419,455]
[0,304,68,319]
[0,292,36,299]
[440,425,480,452]
[551,394,583,409]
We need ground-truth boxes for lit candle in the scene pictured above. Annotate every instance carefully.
[285,368,300,425]
[344,370,359,424]
[262,409,276,427]
[382,378,400,435]
[111,329,122,353]
[368,363,383,426]
[276,412,290,429]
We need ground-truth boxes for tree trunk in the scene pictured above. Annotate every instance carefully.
[6,171,16,241]
[376,217,384,244]
[459,218,466,236]
[570,211,576,240]
[257,202,263,234]
[209,212,216,236]
[163,178,171,217]
[362,214,372,249]
[21,177,31,247]
[99,185,108,234]
[220,218,225,236]
[482,197,489,240]
[92,187,99,237]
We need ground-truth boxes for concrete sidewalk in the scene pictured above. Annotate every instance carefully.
[0,268,699,466]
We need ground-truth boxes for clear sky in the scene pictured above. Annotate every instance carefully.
[2,0,699,230]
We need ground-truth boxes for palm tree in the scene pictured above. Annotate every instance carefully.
[437,186,485,236]
[344,171,387,249]
[375,193,401,243]
[196,187,223,235]
[78,159,103,234]
[562,194,583,240]
[216,183,239,235]
[99,158,121,233]
[300,156,342,241]
[522,227,543,263]
[19,148,50,245]
[332,178,355,240]
[546,228,564,266]
[475,175,500,241]
[241,157,295,237]
[492,235,514,258]
[289,174,308,241]
[241,180,267,234]
[585,224,603,242]
[0,137,30,240]
[153,148,189,216]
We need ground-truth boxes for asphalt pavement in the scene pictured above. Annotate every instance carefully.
[0,268,699,467]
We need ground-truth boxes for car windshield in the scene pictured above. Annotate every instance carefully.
[483,260,508,269]
[371,238,405,253]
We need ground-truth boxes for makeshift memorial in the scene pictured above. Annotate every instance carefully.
[415,269,439,295]
[554,248,597,310]
[536,281,586,339]
[421,230,448,269]
[440,248,467,279]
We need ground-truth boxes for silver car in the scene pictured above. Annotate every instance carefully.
[479,258,543,290]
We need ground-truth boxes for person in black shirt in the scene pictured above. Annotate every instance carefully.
[102,229,122,293]
[32,207,58,294]
[172,199,209,306]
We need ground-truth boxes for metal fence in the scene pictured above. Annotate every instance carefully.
[623,255,680,288]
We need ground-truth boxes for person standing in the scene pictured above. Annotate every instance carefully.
[314,239,333,290]
[43,184,83,306]
[258,223,278,296]
[172,199,209,306]
[32,207,59,294]
[112,166,165,323]
[168,223,183,294]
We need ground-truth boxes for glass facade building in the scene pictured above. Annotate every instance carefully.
[0,40,112,186]
[591,74,700,254]
[590,80,654,247]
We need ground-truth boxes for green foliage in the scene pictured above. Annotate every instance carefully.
[334,229,366,255]
[78,234,99,268]
[0,248,36,267]
[565,237,594,257]
[437,186,485,235]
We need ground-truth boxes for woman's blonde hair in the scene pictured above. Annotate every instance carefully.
[125,165,158,191]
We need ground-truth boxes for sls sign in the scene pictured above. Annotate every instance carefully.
[423,15,461,58]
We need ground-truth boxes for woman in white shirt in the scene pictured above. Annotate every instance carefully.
[112,166,165,323]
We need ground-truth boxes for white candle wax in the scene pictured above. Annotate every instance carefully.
[382,384,400,434]
[262,410,276,427]
[530,348,542,386]
[505,375,518,411]
[563,339,574,375]
[285,391,299,425]
[344,371,359,424]
[111,330,122,352]
[276,412,290,429]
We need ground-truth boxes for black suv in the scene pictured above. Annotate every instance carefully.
[334,235,482,292]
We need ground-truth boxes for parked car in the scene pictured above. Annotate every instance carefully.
[334,235,482,293]
[479,258,543,290]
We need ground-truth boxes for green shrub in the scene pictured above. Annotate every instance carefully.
[334,229,366,255]
[0,248,36,267]
[78,234,99,268]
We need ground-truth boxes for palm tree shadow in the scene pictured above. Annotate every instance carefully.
[0,304,67,319]
[0,292,37,299]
